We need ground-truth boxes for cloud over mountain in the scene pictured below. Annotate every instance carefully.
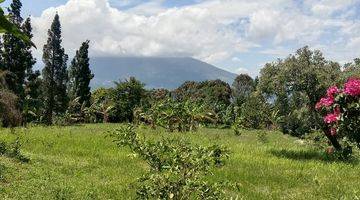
[31,0,360,73]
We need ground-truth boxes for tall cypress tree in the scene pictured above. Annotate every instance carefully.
[2,0,26,98]
[42,14,69,124]
[22,17,41,123]
[68,40,93,107]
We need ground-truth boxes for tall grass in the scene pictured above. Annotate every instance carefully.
[0,124,359,199]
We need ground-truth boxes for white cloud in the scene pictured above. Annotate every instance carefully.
[31,0,360,72]
[32,0,253,64]
[231,57,241,62]
[235,67,250,75]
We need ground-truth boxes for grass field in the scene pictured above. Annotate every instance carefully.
[0,124,359,199]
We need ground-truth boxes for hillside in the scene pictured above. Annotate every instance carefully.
[90,57,237,89]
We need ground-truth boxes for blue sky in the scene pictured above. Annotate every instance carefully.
[3,0,360,76]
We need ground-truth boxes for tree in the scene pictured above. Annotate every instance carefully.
[21,17,40,123]
[42,14,69,124]
[2,0,26,98]
[232,74,254,106]
[342,58,360,82]
[236,92,271,129]
[0,0,36,127]
[0,0,33,44]
[258,46,341,136]
[316,79,360,157]
[68,40,93,107]
[110,77,146,122]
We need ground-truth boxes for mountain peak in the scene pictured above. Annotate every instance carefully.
[90,57,237,89]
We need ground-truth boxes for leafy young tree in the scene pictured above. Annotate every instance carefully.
[110,77,146,122]
[68,40,93,107]
[42,14,69,124]
[232,74,255,106]
[111,125,230,199]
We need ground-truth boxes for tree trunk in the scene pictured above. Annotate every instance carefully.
[323,128,342,151]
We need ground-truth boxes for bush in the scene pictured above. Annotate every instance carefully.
[134,99,217,132]
[0,137,29,163]
[0,89,22,127]
[111,125,230,199]
[280,107,312,137]
[316,78,360,157]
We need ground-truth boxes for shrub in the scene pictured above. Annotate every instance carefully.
[280,107,312,137]
[0,89,22,127]
[111,125,230,199]
[316,78,360,157]
[0,137,29,163]
[134,99,217,132]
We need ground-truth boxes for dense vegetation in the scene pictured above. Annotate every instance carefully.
[0,0,359,199]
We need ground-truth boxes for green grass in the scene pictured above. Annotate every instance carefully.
[0,124,359,199]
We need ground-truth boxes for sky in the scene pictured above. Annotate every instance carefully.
[3,0,360,76]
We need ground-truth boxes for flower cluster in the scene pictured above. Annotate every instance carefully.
[316,77,360,137]
[315,86,339,111]
[344,78,360,96]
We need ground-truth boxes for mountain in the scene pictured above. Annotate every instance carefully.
[90,57,237,89]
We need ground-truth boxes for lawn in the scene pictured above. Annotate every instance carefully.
[0,124,359,199]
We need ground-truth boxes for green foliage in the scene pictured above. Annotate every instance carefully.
[68,40,93,107]
[135,99,217,132]
[42,14,69,125]
[0,0,34,46]
[23,70,42,124]
[341,59,360,82]
[235,92,271,129]
[315,79,360,158]
[86,87,114,123]
[258,46,341,136]
[110,77,146,122]
[1,2,36,104]
[280,107,312,137]
[0,135,29,162]
[111,125,230,199]
[232,74,255,106]
[173,80,232,122]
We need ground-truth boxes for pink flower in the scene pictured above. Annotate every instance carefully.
[316,96,334,110]
[344,78,360,96]
[315,101,322,110]
[324,113,338,124]
[324,107,341,124]
[327,86,340,97]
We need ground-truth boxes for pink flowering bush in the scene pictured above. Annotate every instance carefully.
[344,78,360,96]
[316,77,360,155]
